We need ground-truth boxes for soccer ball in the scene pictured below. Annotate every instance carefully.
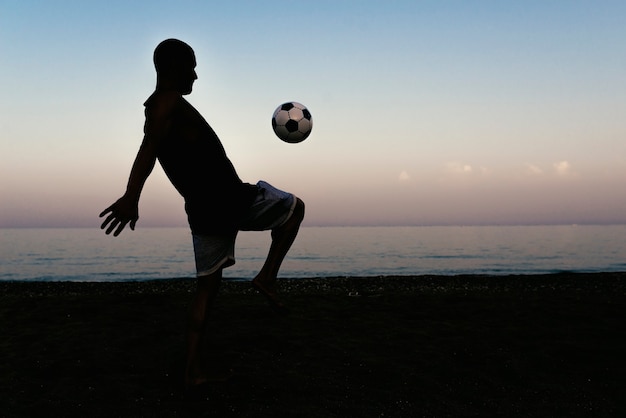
[271,102,312,143]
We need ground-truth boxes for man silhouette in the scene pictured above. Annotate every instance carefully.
[99,39,305,390]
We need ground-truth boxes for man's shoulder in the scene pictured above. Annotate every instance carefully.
[144,90,182,108]
[143,90,185,121]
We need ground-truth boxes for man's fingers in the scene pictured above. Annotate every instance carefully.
[100,214,116,230]
[100,204,136,236]
[104,218,128,236]
[113,220,130,236]
[105,220,119,235]
[99,207,112,218]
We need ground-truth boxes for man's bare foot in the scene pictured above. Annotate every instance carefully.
[252,277,289,314]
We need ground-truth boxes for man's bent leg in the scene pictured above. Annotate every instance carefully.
[185,270,222,388]
[252,198,305,308]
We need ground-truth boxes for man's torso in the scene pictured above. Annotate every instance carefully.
[145,92,256,233]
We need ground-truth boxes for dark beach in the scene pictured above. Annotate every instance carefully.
[2,273,625,417]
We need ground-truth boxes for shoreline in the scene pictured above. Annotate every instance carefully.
[2,271,626,296]
[2,272,626,416]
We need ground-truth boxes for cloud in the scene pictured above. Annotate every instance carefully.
[443,162,491,177]
[446,162,473,174]
[553,161,572,176]
[478,166,492,176]
[526,164,544,175]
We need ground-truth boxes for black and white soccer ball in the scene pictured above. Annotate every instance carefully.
[271,102,312,143]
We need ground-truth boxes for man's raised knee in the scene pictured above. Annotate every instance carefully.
[294,198,305,222]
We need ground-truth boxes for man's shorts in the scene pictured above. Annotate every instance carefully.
[192,181,298,277]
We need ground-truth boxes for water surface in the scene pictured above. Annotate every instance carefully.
[1,225,625,281]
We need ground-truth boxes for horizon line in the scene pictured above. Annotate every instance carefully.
[2,222,626,230]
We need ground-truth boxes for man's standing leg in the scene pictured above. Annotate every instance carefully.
[252,198,305,311]
[185,270,221,388]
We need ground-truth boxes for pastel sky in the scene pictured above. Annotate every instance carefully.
[1,0,625,228]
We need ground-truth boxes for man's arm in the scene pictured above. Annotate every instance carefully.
[99,92,176,236]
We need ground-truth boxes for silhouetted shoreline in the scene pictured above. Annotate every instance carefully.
[2,273,626,417]
[4,271,626,296]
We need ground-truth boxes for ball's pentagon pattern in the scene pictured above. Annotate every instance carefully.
[271,102,313,143]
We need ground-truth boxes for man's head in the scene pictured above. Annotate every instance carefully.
[153,39,197,94]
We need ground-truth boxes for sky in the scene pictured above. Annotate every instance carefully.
[1,0,625,228]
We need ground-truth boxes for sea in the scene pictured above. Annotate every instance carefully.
[1,225,626,282]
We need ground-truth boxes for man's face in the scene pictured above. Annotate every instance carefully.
[177,57,197,95]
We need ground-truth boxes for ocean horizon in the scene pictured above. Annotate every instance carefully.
[1,225,626,282]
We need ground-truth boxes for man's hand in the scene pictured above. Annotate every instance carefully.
[99,195,139,236]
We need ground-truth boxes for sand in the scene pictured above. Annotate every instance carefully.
[1,273,625,417]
